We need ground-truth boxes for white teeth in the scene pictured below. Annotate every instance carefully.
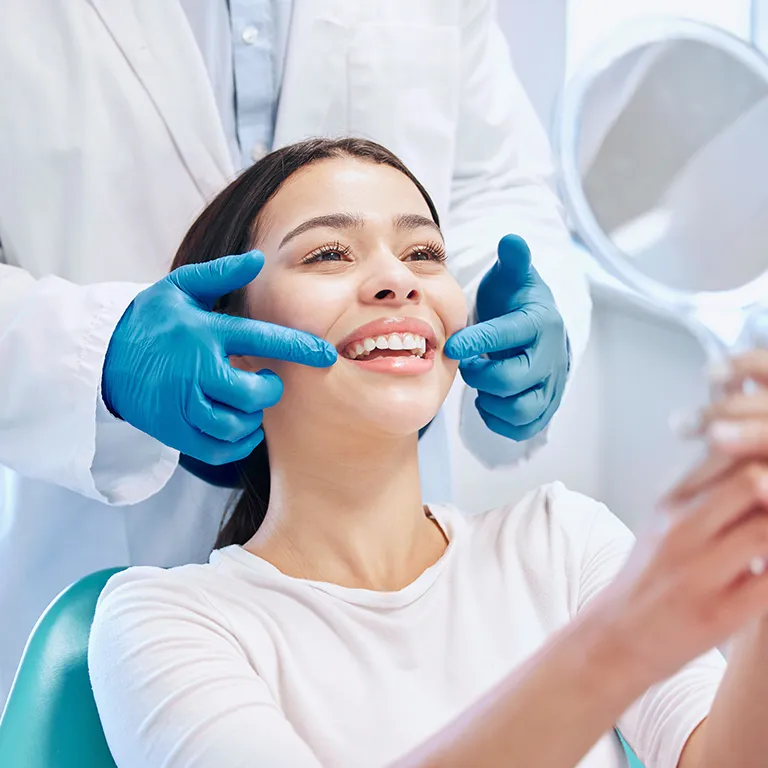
[344,332,430,360]
[402,333,418,350]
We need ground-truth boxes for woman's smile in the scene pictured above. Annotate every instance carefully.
[336,316,438,375]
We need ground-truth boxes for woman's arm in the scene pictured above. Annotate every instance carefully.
[680,618,768,768]
[393,599,654,768]
[675,351,768,768]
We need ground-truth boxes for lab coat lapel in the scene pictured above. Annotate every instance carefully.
[273,0,355,147]
[87,0,234,200]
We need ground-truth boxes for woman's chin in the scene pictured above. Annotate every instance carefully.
[276,367,451,439]
[354,402,442,438]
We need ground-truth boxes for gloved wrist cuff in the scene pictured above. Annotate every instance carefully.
[100,374,122,420]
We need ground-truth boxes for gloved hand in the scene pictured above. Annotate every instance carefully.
[444,235,569,442]
[102,250,337,464]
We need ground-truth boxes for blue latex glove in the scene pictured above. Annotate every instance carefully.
[102,250,337,465]
[444,235,569,442]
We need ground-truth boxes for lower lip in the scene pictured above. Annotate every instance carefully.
[347,354,435,375]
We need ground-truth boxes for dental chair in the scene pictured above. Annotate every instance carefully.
[0,568,124,768]
[618,731,645,768]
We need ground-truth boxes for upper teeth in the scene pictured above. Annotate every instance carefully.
[345,333,428,360]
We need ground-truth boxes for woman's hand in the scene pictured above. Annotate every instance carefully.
[596,350,768,685]
[674,350,768,494]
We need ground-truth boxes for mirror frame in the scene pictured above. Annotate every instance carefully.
[555,17,768,314]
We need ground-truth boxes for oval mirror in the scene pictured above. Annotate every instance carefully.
[555,18,768,354]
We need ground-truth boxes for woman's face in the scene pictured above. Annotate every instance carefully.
[239,157,467,439]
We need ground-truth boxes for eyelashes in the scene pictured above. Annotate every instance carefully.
[300,239,447,265]
[408,239,447,263]
[300,241,352,264]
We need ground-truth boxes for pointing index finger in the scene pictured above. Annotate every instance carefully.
[444,312,538,360]
[217,315,337,367]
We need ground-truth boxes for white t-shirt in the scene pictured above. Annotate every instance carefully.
[88,483,725,768]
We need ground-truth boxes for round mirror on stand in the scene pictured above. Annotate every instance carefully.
[555,18,768,361]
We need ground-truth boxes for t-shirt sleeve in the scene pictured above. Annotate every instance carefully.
[556,485,726,768]
[88,567,323,768]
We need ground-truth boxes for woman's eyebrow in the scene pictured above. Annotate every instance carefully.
[393,213,442,237]
[279,213,365,248]
[279,211,442,249]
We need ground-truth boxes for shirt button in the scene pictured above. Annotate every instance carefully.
[250,143,268,162]
[241,26,259,45]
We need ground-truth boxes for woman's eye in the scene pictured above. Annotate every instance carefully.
[307,250,344,262]
[302,242,352,264]
[405,244,447,263]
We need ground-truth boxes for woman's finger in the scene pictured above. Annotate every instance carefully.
[689,509,768,592]
[718,562,768,630]
[665,462,768,550]
[668,450,737,503]
[702,391,768,425]
[712,350,768,389]
[707,418,768,458]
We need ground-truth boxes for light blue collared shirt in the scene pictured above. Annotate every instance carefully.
[179,0,293,170]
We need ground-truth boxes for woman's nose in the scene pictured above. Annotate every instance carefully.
[360,254,422,305]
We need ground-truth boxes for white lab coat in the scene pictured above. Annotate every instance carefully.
[0,0,591,701]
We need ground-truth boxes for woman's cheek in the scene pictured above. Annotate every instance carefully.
[233,281,331,375]
[257,278,348,339]
[433,279,469,339]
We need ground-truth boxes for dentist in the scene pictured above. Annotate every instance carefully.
[0,0,590,703]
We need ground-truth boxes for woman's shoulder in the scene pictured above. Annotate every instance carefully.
[93,562,228,632]
[92,547,304,642]
[462,481,618,534]
[447,483,636,618]
[99,560,212,595]
[451,482,634,566]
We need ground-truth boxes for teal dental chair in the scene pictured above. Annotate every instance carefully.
[0,568,125,768]
[619,731,645,768]
[0,567,645,768]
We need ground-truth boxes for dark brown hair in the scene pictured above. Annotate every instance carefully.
[170,138,440,549]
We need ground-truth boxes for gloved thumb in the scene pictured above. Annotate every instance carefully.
[492,235,532,289]
[170,250,266,307]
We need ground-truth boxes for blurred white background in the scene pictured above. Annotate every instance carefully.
[451,0,764,531]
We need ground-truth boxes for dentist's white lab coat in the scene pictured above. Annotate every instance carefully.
[0,0,591,701]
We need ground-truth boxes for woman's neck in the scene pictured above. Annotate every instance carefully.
[244,424,447,591]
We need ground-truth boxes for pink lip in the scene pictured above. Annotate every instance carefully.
[349,355,434,375]
[336,317,438,353]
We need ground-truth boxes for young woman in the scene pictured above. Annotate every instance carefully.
[89,138,768,768]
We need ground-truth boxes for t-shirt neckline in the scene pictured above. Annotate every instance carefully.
[213,503,460,609]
